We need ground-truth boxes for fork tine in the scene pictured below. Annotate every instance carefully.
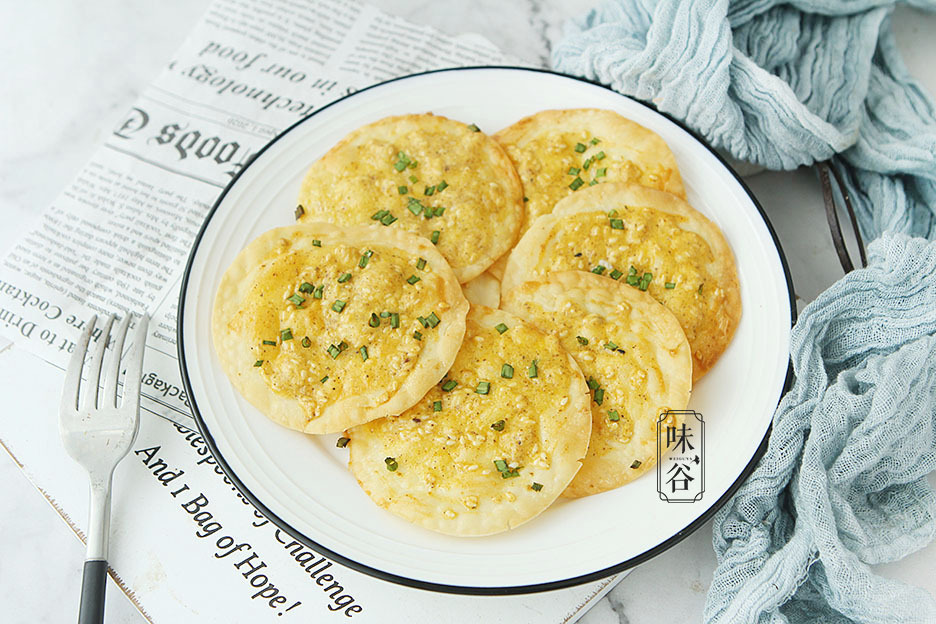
[61,315,97,415]
[120,314,149,411]
[103,314,132,408]
[81,314,114,412]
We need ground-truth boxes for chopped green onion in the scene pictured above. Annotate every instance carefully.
[313,284,324,299]
[491,419,505,431]
[336,437,350,448]
[299,282,314,293]
[468,123,481,132]
[425,312,440,328]
[380,212,397,226]
[254,360,263,367]
[295,205,304,220]
[568,167,580,176]
[631,460,642,469]
[626,274,639,286]
[338,341,348,351]
[596,167,608,178]
[590,180,599,186]
[569,177,584,191]
[424,185,435,196]
[591,266,606,275]
[369,313,381,328]
[413,331,423,340]
[604,341,618,350]
[590,138,600,145]
[418,316,428,328]
[433,400,442,412]
[596,151,606,160]
[301,336,312,348]
[416,258,427,270]
[409,160,418,169]
[523,196,529,202]
[608,209,618,217]
[398,185,408,195]
[359,250,373,267]
[407,197,423,216]
[531,482,544,491]
[407,275,421,285]
[502,469,520,479]
[699,283,704,294]
[371,209,388,220]
[332,300,346,313]
[610,218,624,229]
[577,335,589,346]
[280,328,293,341]
[320,375,329,383]
[385,457,398,471]
[629,266,638,275]
[359,346,368,361]
[441,380,457,392]
[476,381,490,395]
[528,359,538,378]
[327,345,341,359]
[430,230,440,245]
[494,323,508,334]
[501,364,514,379]
[312,239,322,247]
[608,410,620,422]
[587,377,599,390]
[394,161,407,172]
[665,282,676,289]
[262,339,277,346]
[409,174,418,183]
[594,388,605,405]
[574,142,586,153]
[493,459,507,472]
[583,156,594,170]
[610,269,623,280]
[434,206,446,216]
[390,313,400,328]
[337,272,351,283]
[380,311,391,318]
[437,180,448,192]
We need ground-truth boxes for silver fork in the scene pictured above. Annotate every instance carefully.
[60,313,148,624]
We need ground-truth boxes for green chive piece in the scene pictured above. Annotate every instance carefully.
[338,341,349,351]
[280,328,293,341]
[583,156,594,170]
[590,180,599,186]
[409,160,418,169]
[359,346,368,361]
[434,206,446,216]
[494,323,509,334]
[430,230,440,245]
[254,360,263,367]
[394,160,407,172]
[425,312,440,328]
[369,313,381,328]
[295,205,304,220]
[385,457,398,472]
[577,335,589,346]
[610,269,623,280]
[262,339,277,346]
[372,209,388,220]
[591,266,606,275]
[338,272,352,283]
[468,123,481,132]
[587,377,599,390]
[332,300,346,313]
[528,359,538,378]
[407,275,421,285]
[320,375,329,383]
[604,342,619,350]
[523,196,529,202]
[596,167,608,177]
[398,185,408,195]
[409,174,418,183]
[441,380,457,392]
[433,400,442,412]
[596,151,606,160]
[626,274,639,286]
[501,364,514,379]
[608,410,621,422]
[336,437,350,448]
[568,167,580,176]
[531,482,544,491]
[502,469,520,479]
[380,311,391,318]
[594,388,605,405]
[629,266,638,275]
[699,283,704,294]
[413,331,423,340]
[569,177,584,191]
[665,282,676,289]
[591,138,600,145]
[416,258,427,270]
[476,381,490,395]
[493,459,508,472]
[299,282,314,293]
[437,180,448,192]
[313,284,324,299]
[301,336,312,348]
[424,185,435,196]
[574,142,586,153]
[312,239,322,247]
[418,316,429,328]
[407,197,423,216]
[390,313,400,328]
[491,419,505,431]
[631,460,642,469]
[327,345,341,359]
[359,250,374,267]
[610,218,624,229]
[380,212,397,226]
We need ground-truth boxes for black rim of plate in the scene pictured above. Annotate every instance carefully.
[177,65,797,596]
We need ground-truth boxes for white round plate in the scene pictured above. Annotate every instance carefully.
[179,67,793,594]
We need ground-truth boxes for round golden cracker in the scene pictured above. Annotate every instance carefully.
[296,113,524,283]
[346,306,591,536]
[502,271,692,498]
[212,222,468,435]
[461,272,501,308]
[502,182,740,381]
[493,108,685,235]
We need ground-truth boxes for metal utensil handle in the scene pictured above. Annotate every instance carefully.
[79,475,112,623]
[818,160,867,273]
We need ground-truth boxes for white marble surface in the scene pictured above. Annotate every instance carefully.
[2,1,936,622]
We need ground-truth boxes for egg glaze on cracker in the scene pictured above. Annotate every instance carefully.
[502,182,741,381]
[502,272,691,498]
[346,306,591,536]
[493,108,685,236]
[296,113,524,283]
[212,222,468,435]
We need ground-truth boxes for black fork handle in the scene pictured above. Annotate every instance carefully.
[78,559,108,624]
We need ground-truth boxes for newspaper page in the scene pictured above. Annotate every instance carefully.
[0,0,623,622]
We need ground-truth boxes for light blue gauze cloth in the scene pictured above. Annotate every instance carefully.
[553,2,936,623]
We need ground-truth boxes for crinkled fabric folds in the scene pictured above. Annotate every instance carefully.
[553,2,936,623]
